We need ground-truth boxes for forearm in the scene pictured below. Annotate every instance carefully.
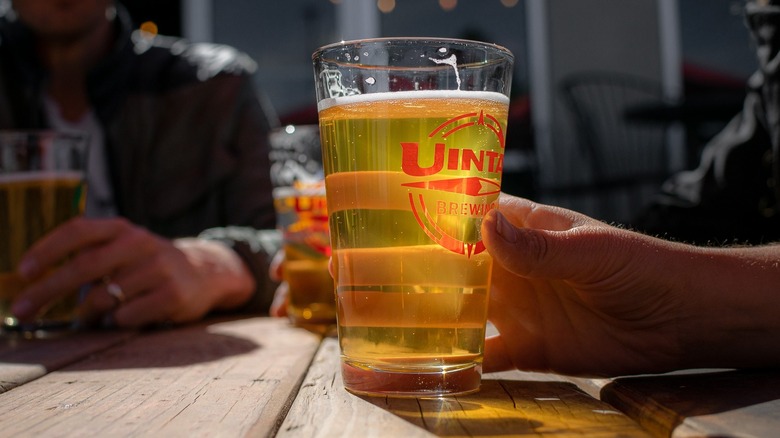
[675,243,780,369]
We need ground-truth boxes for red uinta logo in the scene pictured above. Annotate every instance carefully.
[401,110,505,257]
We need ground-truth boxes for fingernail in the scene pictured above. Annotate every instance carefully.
[11,299,33,318]
[17,258,39,279]
[495,212,518,243]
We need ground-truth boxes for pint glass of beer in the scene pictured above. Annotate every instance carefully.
[0,131,89,333]
[273,182,335,328]
[312,38,513,397]
[269,125,336,329]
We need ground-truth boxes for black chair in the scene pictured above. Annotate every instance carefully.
[558,71,673,223]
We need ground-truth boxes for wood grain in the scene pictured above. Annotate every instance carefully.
[0,317,321,437]
[0,329,134,394]
[599,368,780,438]
[8,317,776,437]
[278,338,651,437]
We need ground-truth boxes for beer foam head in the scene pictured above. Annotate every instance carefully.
[317,89,509,113]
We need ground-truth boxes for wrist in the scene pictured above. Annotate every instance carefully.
[678,245,780,370]
[175,238,256,312]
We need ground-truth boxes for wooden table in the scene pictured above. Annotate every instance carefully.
[0,316,778,437]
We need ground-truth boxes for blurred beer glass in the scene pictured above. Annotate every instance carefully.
[312,38,513,397]
[269,125,336,329]
[0,130,89,334]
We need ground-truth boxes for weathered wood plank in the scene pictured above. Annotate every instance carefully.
[0,329,135,394]
[599,368,780,438]
[0,317,321,437]
[277,338,433,438]
[278,338,651,437]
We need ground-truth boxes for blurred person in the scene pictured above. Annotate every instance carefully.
[482,193,780,377]
[1,0,281,328]
[632,0,780,245]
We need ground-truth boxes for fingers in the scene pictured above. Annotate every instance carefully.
[483,197,626,282]
[482,209,561,279]
[113,288,181,328]
[12,218,162,322]
[78,279,125,326]
[483,335,515,373]
[17,217,131,279]
[269,250,284,282]
[93,281,199,329]
[93,245,217,328]
[269,282,289,317]
[79,257,166,324]
[496,194,589,232]
[13,218,248,329]
[483,261,550,373]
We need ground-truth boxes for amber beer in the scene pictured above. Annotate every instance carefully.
[319,90,509,396]
[0,172,86,331]
[273,184,335,326]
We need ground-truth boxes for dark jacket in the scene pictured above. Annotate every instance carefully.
[0,5,280,311]
[632,1,780,246]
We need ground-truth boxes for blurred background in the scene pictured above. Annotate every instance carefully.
[128,0,756,223]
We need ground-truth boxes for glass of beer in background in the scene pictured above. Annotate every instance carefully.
[0,131,89,334]
[270,125,336,330]
[312,38,513,397]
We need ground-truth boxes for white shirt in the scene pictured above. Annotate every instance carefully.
[44,95,118,218]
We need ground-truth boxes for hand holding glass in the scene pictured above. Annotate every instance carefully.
[0,131,89,333]
[313,38,513,397]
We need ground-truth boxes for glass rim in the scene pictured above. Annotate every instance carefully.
[312,36,514,62]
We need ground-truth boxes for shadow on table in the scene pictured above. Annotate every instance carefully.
[361,379,648,436]
[0,325,255,394]
[74,327,260,370]
[0,318,260,371]
[601,368,780,436]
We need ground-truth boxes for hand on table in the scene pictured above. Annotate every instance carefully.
[481,194,780,377]
[13,217,255,328]
[481,194,694,377]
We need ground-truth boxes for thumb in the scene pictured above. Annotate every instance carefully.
[482,209,608,281]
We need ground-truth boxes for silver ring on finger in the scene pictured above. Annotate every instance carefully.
[103,277,127,305]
